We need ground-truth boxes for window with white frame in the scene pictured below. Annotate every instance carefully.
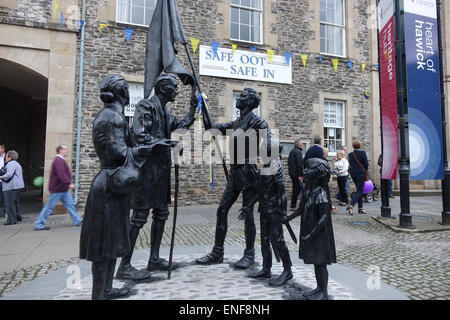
[323,100,345,155]
[116,0,156,26]
[230,0,263,44]
[232,91,260,121]
[320,0,346,57]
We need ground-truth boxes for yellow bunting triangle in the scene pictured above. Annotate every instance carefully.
[53,0,59,16]
[301,54,308,67]
[267,49,275,63]
[361,62,367,72]
[231,43,238,55]
[191,38,200,54]
[332,59,339,72]
[98,23,110,31]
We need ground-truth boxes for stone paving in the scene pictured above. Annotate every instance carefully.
[0,197,449,300]
[53,254,355,300]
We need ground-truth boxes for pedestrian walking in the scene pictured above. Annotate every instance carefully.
[334,150,349,206]
[288,138,304,210]
[0,150,24,225]
[347,140,369,215]
[0,144,6,218]
[34,144,82,231]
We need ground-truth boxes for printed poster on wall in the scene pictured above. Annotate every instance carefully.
[404,0,444,180]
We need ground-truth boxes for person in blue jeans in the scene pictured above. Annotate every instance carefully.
[34,145,82,230]
[347,140,369,215]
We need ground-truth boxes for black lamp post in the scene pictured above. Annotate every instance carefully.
[436,0,450,226]
[394,0,414,229]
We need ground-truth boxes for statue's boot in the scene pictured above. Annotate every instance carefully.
[103,259,130,300]
[248,268,272,279]
[302,287,321,297]
[116,226,151,281]
[195,246,224,264]
[91,260,108,300]
[234,215,256,269]
[147,220,179,271]
[268,268,293,286]
[234,248,255,269]
[104,288,130,300]
[305,264,329,300]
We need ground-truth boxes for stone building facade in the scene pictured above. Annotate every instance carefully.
[1,0,450,209]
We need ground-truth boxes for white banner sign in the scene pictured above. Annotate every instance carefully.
[199,45,292,84]
[125,82,144,117]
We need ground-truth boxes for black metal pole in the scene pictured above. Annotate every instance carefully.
[183,43,230,182]
[376,0,392,219]
[394,0,414,229]
[436,0,450,225]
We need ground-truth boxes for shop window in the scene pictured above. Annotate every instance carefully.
[323,100,345,155]
[230,0,263,44]
[320,0,346,57]
[116,0,156,26]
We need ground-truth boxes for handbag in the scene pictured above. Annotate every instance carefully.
[107,149,141,194]
[0,164,13,183]
[352,151,374,194]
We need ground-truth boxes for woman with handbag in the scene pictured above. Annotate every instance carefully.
[79,74,169,300]
[347,140,369,215]
[0,150,24,225]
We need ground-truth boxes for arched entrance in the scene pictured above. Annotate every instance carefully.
[0,59,48,197]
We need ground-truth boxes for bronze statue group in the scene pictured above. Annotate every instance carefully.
[79,73,336,300]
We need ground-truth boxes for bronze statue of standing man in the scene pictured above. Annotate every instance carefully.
[116,74,196,280]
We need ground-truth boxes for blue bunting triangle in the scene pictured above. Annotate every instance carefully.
[211,41,220,56]
[125,28,134,43]
[347,60,353,71]
[284,52,291,65]
[317,56,323,64]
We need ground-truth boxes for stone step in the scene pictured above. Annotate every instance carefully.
[393,189,442,197]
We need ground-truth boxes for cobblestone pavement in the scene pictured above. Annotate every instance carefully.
[54,254,355,300]
[0,198,449,300]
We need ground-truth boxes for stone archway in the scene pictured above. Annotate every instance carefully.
[0,59,48,194]
[0,24,78,205]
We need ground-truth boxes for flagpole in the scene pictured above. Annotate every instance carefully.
[183,43,230,182]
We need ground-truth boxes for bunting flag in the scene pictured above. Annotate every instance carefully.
[347,60,353,71]
[364,90,371,99]
[98,23,110,31]
[284,52,291,65]
[332,59,339,72]
[317,56,323,64]
[53,0,59,16]
[267,49,275,63]
[301,54,308,67]
[231,43,238,55]
[77,20,84,35]
[211,41,220,56]
[249,46,257,51]
[210,136,214,189]
[361,62,367,72]
[374,64,380,70]
[60,12,64,29]
[197,93,203,131]
[125,28,134,43]
[190,38,200,53]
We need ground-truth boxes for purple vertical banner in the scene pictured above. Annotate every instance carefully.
[404,0,444,180]
[378,0,399,180]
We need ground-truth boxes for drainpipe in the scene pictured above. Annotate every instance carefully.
[74,0,86,205]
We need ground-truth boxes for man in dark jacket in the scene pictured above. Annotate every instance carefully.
[288,139,304,210]
[196,88,272,269]
[304,136,326,163]
[116,74,197,280]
